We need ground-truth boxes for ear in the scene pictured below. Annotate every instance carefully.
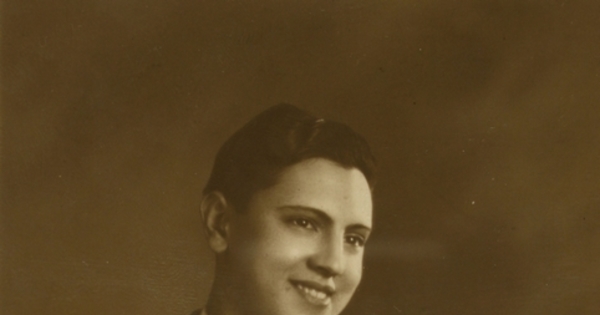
[200,191,232,253]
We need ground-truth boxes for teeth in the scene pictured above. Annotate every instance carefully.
[296,284,328,300]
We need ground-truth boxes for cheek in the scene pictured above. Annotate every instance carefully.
[341,254,364,290]
[332,255,363,313]
[244,218,315,271]
[262,226,316,262]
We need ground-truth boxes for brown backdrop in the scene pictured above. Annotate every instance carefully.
[2,1,599,314]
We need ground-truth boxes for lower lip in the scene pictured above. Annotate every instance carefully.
[292,282,332,307]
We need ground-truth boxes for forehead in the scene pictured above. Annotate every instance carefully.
[252,158,373,227]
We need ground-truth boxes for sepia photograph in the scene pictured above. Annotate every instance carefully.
[2,1,599,315]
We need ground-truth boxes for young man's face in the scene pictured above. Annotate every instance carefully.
[224,158,373,315]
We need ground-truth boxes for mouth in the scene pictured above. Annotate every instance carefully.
[290,280,335,307]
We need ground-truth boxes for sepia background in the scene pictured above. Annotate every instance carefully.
[2,1,599,314]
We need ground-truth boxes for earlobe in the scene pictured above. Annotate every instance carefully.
[200,191,231,253]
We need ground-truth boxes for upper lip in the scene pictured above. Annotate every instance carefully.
[290,279,336,296]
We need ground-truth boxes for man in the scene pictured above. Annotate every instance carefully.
[197,104,376,315]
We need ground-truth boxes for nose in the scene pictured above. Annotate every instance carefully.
[308,233,346,278]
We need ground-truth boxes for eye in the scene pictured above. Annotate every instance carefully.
[291,218,317,231]
[345,235,366,248]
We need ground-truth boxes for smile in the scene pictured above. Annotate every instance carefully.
[291,281,334,306]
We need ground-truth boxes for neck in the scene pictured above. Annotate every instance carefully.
[205,264,242,315]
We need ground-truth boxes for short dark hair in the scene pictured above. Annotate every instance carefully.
[203,104,377,211]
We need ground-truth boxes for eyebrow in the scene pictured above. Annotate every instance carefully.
[276,205,372,233]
